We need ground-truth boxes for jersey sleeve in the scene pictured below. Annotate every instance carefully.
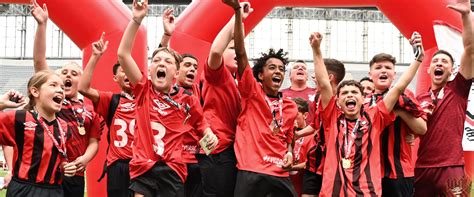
[93,91,114,118]
[130,72,149,105]
[0,111,17,146]
[320,96,338,126]
[237,64,258,98]
[87,112,103,140]
[284,101,298,144]
[449,73,473,98]
[371,100,396,134]
[204,57,232,85]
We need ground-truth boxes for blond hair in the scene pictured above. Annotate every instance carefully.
[56,61,83,75]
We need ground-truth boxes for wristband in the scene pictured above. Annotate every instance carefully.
[132,17,141,25]
[416,58,423,63]
[164,32,172,36]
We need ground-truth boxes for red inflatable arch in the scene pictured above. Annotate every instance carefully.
[0,0,472,196]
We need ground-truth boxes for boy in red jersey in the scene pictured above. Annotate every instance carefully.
[359,77,375,98]
[117,1,218,196]
[0,71,77,197]
[289,98,313,196]
[295,58,346,197]
[223,0,298,196]
[78,34,136,197]
[414,0,474,196]
[310,30,424,196]
[196,2,252,196]
[157,8,203,196]
[31,1,102,196]
[365,51,427,197]
[175,53,203,197]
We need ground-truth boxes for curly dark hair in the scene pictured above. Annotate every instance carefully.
[252,48,289,82]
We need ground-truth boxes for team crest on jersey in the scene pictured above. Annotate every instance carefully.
[119,102,135,112]
[24,121,37,131]
[153,99,170,116]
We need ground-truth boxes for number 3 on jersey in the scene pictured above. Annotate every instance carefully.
[151,122,166,156]
[114,119,135,148]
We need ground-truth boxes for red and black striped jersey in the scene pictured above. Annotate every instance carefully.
[306,94,326,175]
[365,89,425,179]
[320,96,395,196]
[0,110,70,186]
[58,99,102,176]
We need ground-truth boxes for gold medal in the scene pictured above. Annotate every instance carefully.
[272,127,281,135]
[342,158,351,169]
[78,126,86,135]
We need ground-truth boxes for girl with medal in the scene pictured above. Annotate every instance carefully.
[311,30,424,196]
[0,70,76,197]
[31,1,102,196]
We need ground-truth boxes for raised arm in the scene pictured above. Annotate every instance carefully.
[209,1,252,70]
[78,33,109,105]
[159,8,174,48]
[31,0,49,72]
[383,32,424,112]
[223,0,252,76]
[310,32,332,108]
[448,0,473,79]
[117,0,148,84]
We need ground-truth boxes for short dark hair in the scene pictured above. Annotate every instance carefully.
[112,61,121,75]
[324,58,346,84]
[359,77,373,83]
[433,50,455,65]
[288,60,307,75]
[292,97,309,113]
[336,80,364,96]
[252,48,289,82]
[181,53,198,62]
[369,53,396,69]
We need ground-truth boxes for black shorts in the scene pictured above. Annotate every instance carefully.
[234,170,297,197]
[302,170,323,195]
[7,177,62,197]
[62,175,85,197]
[184,163,202,197]
[129,162,184,197]
[107,159,132,197]
[196,146,237,197]
[382,177,414,197]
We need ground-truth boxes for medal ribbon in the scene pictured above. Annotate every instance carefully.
[35,114,67,160]
[64,99,86,127]
[264,92,283,129]
[428,87,444,112]
[342,119,360,159]
[158,85,191,119]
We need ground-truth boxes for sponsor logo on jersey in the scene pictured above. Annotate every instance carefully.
[119,102,136,112]
[153,99,170,116]
[24,121,37,131]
